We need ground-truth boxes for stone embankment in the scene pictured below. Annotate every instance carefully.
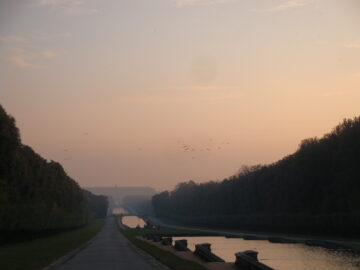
[140,233,274,270]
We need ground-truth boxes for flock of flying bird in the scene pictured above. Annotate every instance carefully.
[62,134,230,161]
[179,139,230,160]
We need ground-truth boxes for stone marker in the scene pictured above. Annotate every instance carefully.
[174,239,188,251]
[194,243,225,262]
[161,237,173,246]
[235,250,274,270]
[151,234,162,242]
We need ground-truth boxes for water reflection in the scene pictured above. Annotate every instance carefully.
[122,216,146,228]
[173,236,360,270]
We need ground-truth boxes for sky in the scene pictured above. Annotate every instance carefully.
[1,0,360,190]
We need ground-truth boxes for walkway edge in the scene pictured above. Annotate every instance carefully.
[41,226,101,270]
[116,217,171,270]
[127,240,171,270]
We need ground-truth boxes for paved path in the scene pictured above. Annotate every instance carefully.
[57,217,155,270]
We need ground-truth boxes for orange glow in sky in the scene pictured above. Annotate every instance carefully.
[1,0,360,189]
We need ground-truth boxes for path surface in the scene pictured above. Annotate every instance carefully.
[56,217,155,270]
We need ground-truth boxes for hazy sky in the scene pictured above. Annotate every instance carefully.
[1,0,359,190]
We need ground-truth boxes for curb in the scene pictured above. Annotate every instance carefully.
[116,216,171,270]
[41,238,95,270]
[40,221,108,270]
[127,240,171,270]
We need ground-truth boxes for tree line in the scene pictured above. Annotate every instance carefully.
[0,105,108,235]
[152,117,360,237]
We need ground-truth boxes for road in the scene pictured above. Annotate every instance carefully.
[56,217,155,270]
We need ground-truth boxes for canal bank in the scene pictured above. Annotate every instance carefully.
[140,215,360,270]
[145,216,360,252]
[118,216,209,270]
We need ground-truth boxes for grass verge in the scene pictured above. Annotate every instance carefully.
[120,226,208,270]
[0,219,105,270]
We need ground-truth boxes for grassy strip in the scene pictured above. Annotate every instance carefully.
[0,219,105,270]
[120,227,208,270]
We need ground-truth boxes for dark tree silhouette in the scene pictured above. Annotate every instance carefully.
[0,104,108,234]
[152,117,360,237]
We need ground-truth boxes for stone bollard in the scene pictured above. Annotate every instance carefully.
[197,243,211,252]
[243,250,258,260]
[235,250,274,270]
[174,239,188,251]
[161,237,173,246]
[194,243,225,262]
[151,234,162,242]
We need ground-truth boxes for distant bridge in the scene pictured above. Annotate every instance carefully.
[117,213,137,217]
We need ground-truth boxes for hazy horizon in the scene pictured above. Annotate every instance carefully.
[1,0,360,190]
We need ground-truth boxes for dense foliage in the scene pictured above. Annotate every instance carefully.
[0,105,108,232]
[153,117,360,236]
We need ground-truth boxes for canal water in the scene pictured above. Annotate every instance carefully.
[122,216,146,228]
[173,236,360,270]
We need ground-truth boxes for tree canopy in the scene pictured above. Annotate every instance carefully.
[0,105,108,233]
[152,117,360,236]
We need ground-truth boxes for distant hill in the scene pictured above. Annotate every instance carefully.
[153,117,360,237]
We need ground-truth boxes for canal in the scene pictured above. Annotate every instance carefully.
[122,216,146,228]
[173,236,360,270]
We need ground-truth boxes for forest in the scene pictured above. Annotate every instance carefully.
[152,117,360,237]
[0,105,108,236]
